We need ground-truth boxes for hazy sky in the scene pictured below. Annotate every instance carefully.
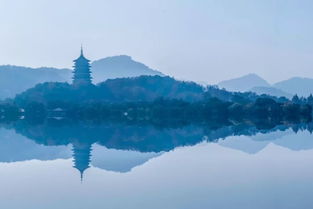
[1,0,313,84]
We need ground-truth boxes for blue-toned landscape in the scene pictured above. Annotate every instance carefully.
[2,1,313,209]
[0,47,311,209]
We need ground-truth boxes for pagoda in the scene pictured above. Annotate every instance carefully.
[72,47,92,86]
[72,141,92,182]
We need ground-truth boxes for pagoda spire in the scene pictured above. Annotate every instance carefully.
[80,171,84,183]
[80,44,84,56]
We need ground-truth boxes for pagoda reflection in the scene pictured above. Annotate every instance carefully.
[72,141,92,181]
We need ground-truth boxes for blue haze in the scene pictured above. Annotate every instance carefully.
[0,0,313,83]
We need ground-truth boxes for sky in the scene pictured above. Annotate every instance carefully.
[0,0,313,84]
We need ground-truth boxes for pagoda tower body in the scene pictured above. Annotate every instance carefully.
[72,48,92,86]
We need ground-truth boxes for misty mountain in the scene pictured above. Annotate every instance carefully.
[0,55,163,100]
[91,55,163,83]
[0,65,71,99]
[250,86,292,98]
[218,73,270,92]
[219,74,313,98]
[273,77,313,97]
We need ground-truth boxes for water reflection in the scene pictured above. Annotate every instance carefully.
[1,119,313,180]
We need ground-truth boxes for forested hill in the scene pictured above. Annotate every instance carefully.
[14,76,204,104]
[0,75,307,125]
[14,75,287,106]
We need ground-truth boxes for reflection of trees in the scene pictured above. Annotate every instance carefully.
[3,118,306,153]
[1,118,312,180]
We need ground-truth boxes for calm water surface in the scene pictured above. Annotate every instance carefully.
[0,122,313,209]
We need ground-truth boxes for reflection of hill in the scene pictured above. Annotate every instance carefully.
[249,127,292,142]
[219,123,313,153]
[218,125,289,154]
[218,136,269,154]
[0,128,70,162]
[273,130,313,151]
[2,119,313,178]
[91,145,162,173]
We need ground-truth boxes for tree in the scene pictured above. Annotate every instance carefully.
[307,94,313,105]
[292,95,300,104]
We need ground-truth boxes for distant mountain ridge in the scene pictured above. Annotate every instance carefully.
[0,65,71,99]
[0,55,163,99]
[2,56,313,100]
[218,74,270,92]
[273,77,313,97]
[92,55,163,83]
[219,74,313,98]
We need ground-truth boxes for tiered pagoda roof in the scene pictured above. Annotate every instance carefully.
[72,47,92,86]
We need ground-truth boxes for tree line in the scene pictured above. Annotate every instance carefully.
[0,75,310,124]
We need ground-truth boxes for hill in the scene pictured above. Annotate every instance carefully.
[91,55,163,83]
[273,77,313,97]
[218,74,270,92]
[14,74,290,107]
[218,74,313,98]
[0,65,71,99]
[14,76,205,105]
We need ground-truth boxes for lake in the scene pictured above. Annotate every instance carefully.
[0,120,313,209]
